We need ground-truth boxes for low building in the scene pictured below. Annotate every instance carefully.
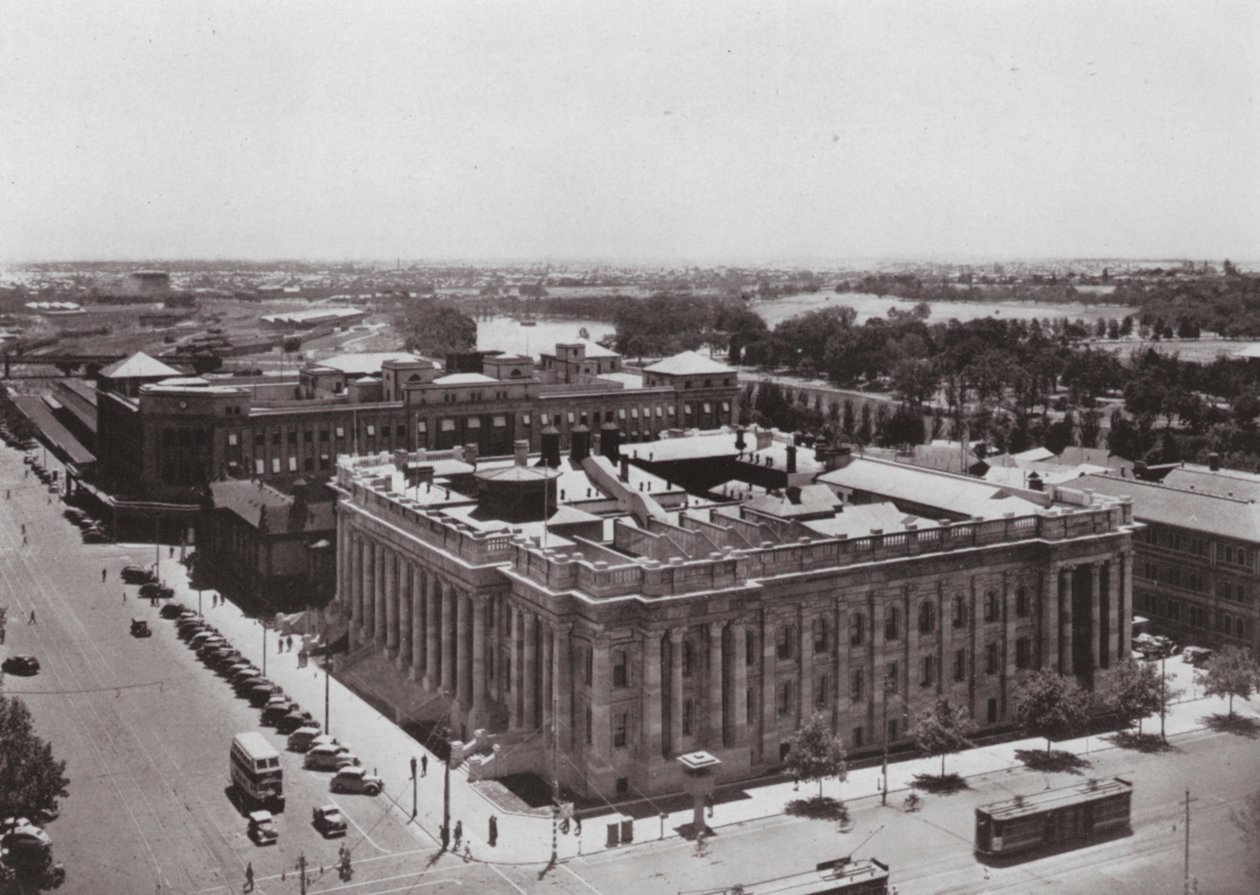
[327,433,1136,799]
[196,478,336,607]
[1078,467,1260,656]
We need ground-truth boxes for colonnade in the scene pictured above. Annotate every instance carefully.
[1040,553,1131,677]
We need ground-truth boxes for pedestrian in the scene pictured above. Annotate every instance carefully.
[244,861,254,892]
[453,820,462,848]
[22,534,28,546]
[421,754,428,777]
[122,591,127,603]
[169,546,174,558]
[488,814,498,847]
[102,568,107,583]
[461,841,471,862]
[28,609,35,625]
[20,523,25,536]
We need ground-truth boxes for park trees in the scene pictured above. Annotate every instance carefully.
[1103,658,1164,736]
[910,697,976,777]
[0,690,70,818]
[1198,645,1260,720]
[399,303,477,358]
[784,712,848,798]
[1012,670,1093,755]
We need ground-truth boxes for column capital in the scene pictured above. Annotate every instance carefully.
[668,627,686,643]
[707,620,725,637]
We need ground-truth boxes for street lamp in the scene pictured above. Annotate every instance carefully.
[324,655,334,736]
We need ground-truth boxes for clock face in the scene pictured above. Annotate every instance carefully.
[179,400,188,410]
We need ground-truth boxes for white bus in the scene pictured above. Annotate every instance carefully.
[230,732,285,812]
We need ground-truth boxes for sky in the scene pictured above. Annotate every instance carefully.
[1,0,1257,264]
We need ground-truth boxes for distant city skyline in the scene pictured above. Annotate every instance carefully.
[2,1,1257,264]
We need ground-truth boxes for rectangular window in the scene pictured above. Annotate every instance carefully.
[985,642,999,675]
[585,707,593,746]
[365,424,375,437]
[987,698,998,724]
[746,629,756,665]
[702,402,712,414]
[776,625,794,660]
[254,433,265,447]
[227,433,238,446]
[320,429,329,441]
[467,417,481,429]
[618,409,626,420]
[850,614,865,646]
[682,640,693,677]
[522,414,531,426]
[885,661,899,695]
[271,457,280,473]
[954,648,966,682]
[813,617,829,653]
[920,654,935,687]
[612,651,627,688]
[656,406,663,418]
[335,426,345,438]
[255,458,265,475]
[853,726,865,748]
[613,713,627,748]
[304,430,313,442]
[850,669,864,702]
[887,719,899,742]
[815,673,829,708]
[1015,637,1031,670]
[441,419,456,432]
[288,456,298,472]
[396,424,406,437]
[722,401,731,413]
[417,420,427,433]
[776,682,794,717]
[585,648,593,686]
[746,687,755,720]
[493,415,506,427]
[683,699,695,734]
[631,408,638,418]
[271,432,281,445]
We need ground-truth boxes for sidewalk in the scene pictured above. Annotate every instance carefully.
[151,557,1259,864]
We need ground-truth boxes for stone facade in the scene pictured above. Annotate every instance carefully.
[330,453,1136,799]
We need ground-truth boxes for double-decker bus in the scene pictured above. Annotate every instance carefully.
[975,776,1132,860]
[715,858,890,895]
[230,732,285,812]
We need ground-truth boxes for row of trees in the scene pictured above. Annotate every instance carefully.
[0,685,70,820]
[783,646,1260,799]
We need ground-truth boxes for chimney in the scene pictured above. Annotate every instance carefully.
[786,485,802,504]
[514,439,529,467]
[463,443,478,468]
[570,422,590,463]
[619,456,630,483]
[600,420,621,461]
[735,427,746,450]
[786,444,797,474]
[539,425,561,468]
[393,449,409,471]
[1209,452,1221,472]
[1027,471,1044,492]
[756,429,773,451]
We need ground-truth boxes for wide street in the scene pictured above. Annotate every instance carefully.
[2,440,1258,894]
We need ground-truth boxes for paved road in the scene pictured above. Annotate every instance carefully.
[3,440,1257,895]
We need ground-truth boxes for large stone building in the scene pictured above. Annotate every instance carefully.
[1078,465,1260,656]
[328,432,1137,798]
[93,344,739,506]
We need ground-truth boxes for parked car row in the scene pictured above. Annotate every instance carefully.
[162,606,383,804]
[1,424,36,451]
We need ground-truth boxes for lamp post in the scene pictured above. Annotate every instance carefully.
[441,690,452,850]
[324,655,333,736]
[1160,652,1168,743]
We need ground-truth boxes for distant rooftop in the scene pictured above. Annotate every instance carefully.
[1078,471,1260,539]
[433,372,499,386]
[643,351,735,376]
[819,456,1046,519]
[98,351,181,380]
[307,352,426,376]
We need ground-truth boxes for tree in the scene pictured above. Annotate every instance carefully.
[911,697,976,777]
[1012,670,1092,754]
[399,303,477,359]
[0,692,70,818]
[783,712,848,798]
[1198,645,1260,720]
[1103,658,1163,735]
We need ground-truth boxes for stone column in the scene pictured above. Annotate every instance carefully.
[1040,567,1055,670]
[669,628,685,756]
[641,630,663,758]
[471,597,488,726]
[542,624,554,730]
[1002,577,1017,718]
[760,615,777,762]
[798,611,814,725]
[706,621,724,748]
[509,607,522,730]
[440,581,455,695]
[523,612,538,729]
[456,591,472,707]
[1061,567,1075,676]
[590,638,611,760]
[375,545,389,646]
[425,571,440,689]
[1089,563,1102,676]
[730,620,748,747]
[1105,560,1119,669]
[360,540,375,639]
[397,562,412,670]
[1120,552,1134,662]
[350,535,363,633]
[410,565,424,681]
[554,624,572,752]
[383,550,399,659]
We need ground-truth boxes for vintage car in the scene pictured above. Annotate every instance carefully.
[304,744,358,772]
[312,805,347,838]
[2,656,40,676]
[247,810,278,846]
[330,767,383,796]
[1182,645,1214,667]
[129,618,151,637]
[121,565,158,584]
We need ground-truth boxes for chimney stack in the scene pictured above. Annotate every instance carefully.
[786,444,797,474]
[570,422,590,463]
[735,427,747,450]
[600,420,621,461]
[619,456,630,483]
[539,425,561,468]
[514,439,529,467]
[1209,452,1221,472]
[463,443,478,469]
[786,485,802,504]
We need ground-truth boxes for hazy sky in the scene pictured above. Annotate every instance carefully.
[2,1,1257,263]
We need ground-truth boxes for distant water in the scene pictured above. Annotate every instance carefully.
[754,291,1136,327]
[475,315,615,356]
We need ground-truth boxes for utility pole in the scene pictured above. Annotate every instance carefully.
[411,756,418,819]
[1184,788,1191,895]
[881,679,894,806]
[324,655,333,735]
[1161,653,1168,742]
[550,685,560,868]
[298,852,307,895]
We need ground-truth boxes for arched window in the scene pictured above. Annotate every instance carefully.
[952,595,967,628]
[918,601,935,635]
[1015,587,1029,618]
[885,605,900,641]
[850,613,866,647]
[984,591,1000,623]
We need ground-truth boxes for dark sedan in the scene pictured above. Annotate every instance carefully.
[3,656,41,676]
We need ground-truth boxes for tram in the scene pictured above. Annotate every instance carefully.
[975,776,1132,860]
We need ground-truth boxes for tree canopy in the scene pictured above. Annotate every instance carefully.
[398,302,477,359]
[784,712,848,797]
[1012,670,1093,754]
[1103,658,1164,735]
[0,691,70,818]
[910,697,976,776]
[1198,645,1260,719]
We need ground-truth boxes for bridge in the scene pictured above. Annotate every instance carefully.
[1,352,129,378]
